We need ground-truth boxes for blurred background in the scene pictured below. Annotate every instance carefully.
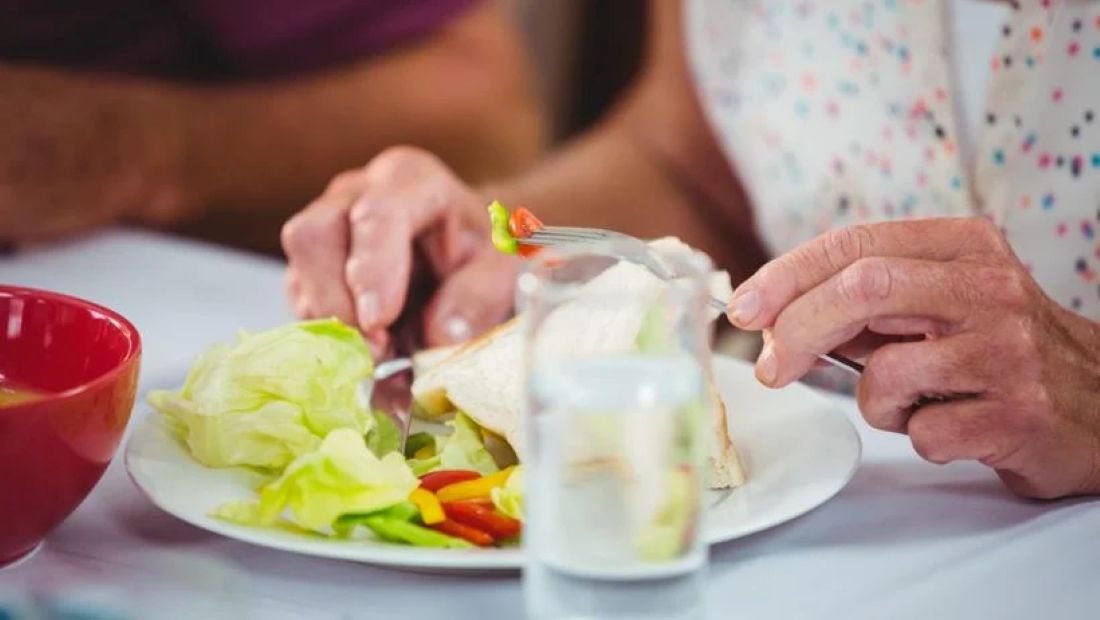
[505,0,644,143]
[0,0,648,258]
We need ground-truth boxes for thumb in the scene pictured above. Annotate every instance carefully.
[422,250,518,346]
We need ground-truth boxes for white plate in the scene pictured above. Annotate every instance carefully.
[125,356,860,571]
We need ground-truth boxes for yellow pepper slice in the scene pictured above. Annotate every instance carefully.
[410,488,446,525]
[436,466,517,503]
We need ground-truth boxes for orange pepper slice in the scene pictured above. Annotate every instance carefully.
[436,466,517,503]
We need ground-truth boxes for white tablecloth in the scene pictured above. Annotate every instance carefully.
[2,229,1098,620]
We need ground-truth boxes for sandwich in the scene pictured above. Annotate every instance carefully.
[411,237,746,489]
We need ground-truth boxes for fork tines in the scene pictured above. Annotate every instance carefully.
[525,227,611,247]
[532,227,608,239]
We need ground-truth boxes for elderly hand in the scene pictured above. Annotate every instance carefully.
[281,146,517,356]
[727,218,1100,499]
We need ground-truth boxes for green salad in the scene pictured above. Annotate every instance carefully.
[148,319,523,549]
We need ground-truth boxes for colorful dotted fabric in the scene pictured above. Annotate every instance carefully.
[686,0,1100,321]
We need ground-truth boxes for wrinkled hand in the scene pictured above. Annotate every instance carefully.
[727,218,1100,499]
[282,146,517,356]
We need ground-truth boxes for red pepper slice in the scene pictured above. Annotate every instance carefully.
[419,470,481,493]
[446,498,495,510]
[516,244,542,259]
[430,519,495,547]
[508,207,544,239]
[442,502,522,540]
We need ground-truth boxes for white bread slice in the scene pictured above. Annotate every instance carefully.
[411,346,459,386]
[411,238,745,489]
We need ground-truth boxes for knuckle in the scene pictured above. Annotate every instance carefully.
[1009,383,1054,429]
[821,225,874,270]
[836,257,894,307]
[909,436,940,463]
[344,256,371,289]
[858,347,909,432]
[281,214,314,254]
[366,146,439,183]
[1002,314,1041,360]
[325,169,366,194]
[781,247,817,279]
[858,355,889,410]
[281,206,340,254]
[348,198,380,224]
[969,216,998,238]
[969,217,1010,252]
[988,266,1031,307]
[908,420,951,465]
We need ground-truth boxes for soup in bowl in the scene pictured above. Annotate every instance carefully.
[0,286,140,566]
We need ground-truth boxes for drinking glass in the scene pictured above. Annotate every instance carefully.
[520,242,714,620]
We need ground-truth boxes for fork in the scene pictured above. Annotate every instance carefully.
[520,226,865,376]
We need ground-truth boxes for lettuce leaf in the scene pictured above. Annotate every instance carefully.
[408,413,499,476]
[211,429,418,533]
[148,319,375,469]
[408,455,442,477]
[365,410,402,458]
[632,468,698,562]
[635,303,672,353]
[438,413,500,475]
[490,466,524,522]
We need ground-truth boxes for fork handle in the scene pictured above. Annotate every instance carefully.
[709,297,864,376]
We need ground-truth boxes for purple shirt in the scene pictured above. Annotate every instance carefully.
[0,0,480,81]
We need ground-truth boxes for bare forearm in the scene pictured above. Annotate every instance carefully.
[477,0,764,283]
[0,2,545,241]
[185,56,542,219]
[483,116,739,262]
[480,84,763,283]
[185,4,545,219]
[0,65,189,237]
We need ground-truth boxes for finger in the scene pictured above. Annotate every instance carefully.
[828,330,918,362]
[285,267,311,318]
[365,328,392,360]
[856,334,988,433]
[346,202,414,332]
[728,217,1004,330]
[907,399,1007,465]
[352,160,482,277]
[346,185,482,334]
[422,249,518,346]
[823,314,961,363]
[762,257,977,386]
[281,179,363,326]
[866,316,947,337]
[417,205,484,278]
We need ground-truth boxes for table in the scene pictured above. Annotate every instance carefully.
[2,229,1098,619]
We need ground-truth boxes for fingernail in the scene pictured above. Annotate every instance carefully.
[757,341,778,385]
[728,290,761,326]
[443,315,473,343]
[357,292,380,328]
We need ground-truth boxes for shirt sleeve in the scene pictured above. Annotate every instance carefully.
[178,0,483,79]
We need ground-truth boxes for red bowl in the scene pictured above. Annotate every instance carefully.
[0,286,140,566]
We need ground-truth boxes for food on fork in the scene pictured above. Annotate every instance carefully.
[488,200,544,257]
